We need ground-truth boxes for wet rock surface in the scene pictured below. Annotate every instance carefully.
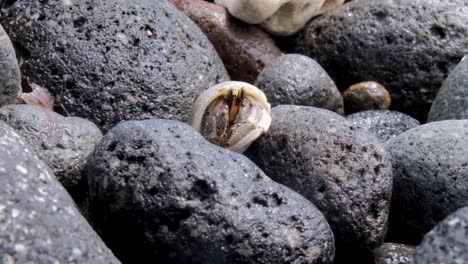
[87,119,335,264]
[0,24,21,107]
[428,56,468,122]
[292,0,468,121]
[346,110,420,143]
[343,81,391,114]
[412,207,468,264]
[385,120,468,243]
[0,0,228,131]
[0,104,101,190]
[247,105,393,256]
[170,0,282,83]
[254,54,344,114]
[0,120,119,263]
[373,243,415,264]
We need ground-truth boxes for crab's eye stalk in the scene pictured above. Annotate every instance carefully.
[189,81,272,153]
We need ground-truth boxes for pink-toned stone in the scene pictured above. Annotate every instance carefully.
[170,0,283,83]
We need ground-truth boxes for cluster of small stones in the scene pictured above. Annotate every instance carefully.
[0,0,467,264]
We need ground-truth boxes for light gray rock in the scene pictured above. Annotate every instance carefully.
[373,243,415,264]
[412,207,468,264]
[0,120,119,263]
[247,105,393,257]
[346,110,420,142]
[428,56,468,122]
[87,119,335,264]
[385,120,468,243]
[0,0,228,131]
[0,24,21,106]
[293,0,468,121]
[255,54,344,114]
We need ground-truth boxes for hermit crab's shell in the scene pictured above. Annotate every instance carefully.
[189,81,272,153]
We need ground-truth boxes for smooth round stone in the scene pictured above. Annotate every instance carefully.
[0,24,21,106]
[0,0,228,131]
[373,243,415,264]
[428,56,468,122]
[254,54,344,114]
[0,121,119,263]
[87,119,335,264]
[346,110,420,143]
[412,207,468,264]
[384,120,468,243]
[343,81,391,113]
[0,104,102,211]
[247,105,393,256]
[292,0,468,121]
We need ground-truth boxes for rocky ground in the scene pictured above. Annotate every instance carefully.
[0,0,467,263]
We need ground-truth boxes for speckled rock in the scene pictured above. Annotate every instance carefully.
[254,54,344,114]
[0,121,119,263]
[428,56,468,122]
[0,0,228,131]
[343,81,391,114]
[170,0,282,83]
[0,104,102,211]
[87,119,335,264]
[346,110,420,143]
[247,105,393,256]
[0,24,21,106]
[292,0,468,121]
[373,243,415,264]
[412,207,468,264]
[385,120,468,243]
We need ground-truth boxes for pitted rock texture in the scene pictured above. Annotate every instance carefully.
[247,105,393,254]
[254,54,344,114]
[170,0,282,83]
[373,243,414,264]
[346,110,420,143]
[0,104,102,191]
[87,119,335,264]
[385,120,468,243]
[0,24,21,106]
[428,56,468,122]
[412,207,468,264]
[0,120,119,263]
[292,0,468,121]
[0,0,228,131]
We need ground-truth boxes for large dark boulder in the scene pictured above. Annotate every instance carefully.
[247,105,393,258]
[87,119,335,264]
[292,0,468,121]
[0,0,228,130]
[385,120,468,243]
[0,120,119,263]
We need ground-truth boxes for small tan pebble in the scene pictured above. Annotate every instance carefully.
[343,81,391,113]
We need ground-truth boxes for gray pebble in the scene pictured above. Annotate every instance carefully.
[412,207,468,264]
[87,119,335,264]
[0,24,21,106]
[346,110,420,143]
[373,243,415,264]
[0,120,119,263]
[247,105,393,256]
[385,120,468,243]
[0,0,228,131]
[428,56,468,122]
[255,54,344,114]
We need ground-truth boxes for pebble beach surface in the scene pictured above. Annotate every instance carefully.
[0,0,467,263]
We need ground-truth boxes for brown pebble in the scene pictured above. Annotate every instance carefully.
[343,81,391,113]
[169,0,283,83]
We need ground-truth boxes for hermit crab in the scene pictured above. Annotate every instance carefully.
[189,81,272,153]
